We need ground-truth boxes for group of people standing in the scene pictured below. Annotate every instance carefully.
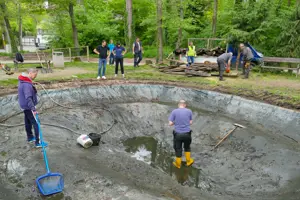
[93,38,143,80]
[185,42,254,81]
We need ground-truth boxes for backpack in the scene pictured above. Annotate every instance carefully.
[15,52,24,62]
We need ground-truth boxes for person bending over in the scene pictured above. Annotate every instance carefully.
[217,52,233,81]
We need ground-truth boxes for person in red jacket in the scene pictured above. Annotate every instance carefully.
[18,68,48,148]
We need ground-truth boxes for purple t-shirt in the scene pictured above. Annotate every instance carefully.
[168,108,192,133]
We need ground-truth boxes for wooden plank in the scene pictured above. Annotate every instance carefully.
[164,72,186,75]
[211,72,238,77]
[186,70,211,77]
[261,66,298,70]
[264,57,300,63]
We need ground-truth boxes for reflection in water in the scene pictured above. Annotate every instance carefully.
[123,136,200,188]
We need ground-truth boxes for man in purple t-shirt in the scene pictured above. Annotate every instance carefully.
[168,100,194,168]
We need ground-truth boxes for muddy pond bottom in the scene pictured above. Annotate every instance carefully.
[1,101,300,200]
[123,136,201,188]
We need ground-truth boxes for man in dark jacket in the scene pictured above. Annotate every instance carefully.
[240,43,254,79]
[18,68,47,148]
[133,38,143,67]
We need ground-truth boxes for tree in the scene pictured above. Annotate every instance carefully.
[18,1,23,51]
[156,0,163,62]
[45,0,80,48]
[176,0,184,49]
[125,0,133,49]
[68,2,79,48]
[212,0,218,37]
[0,1,18,53]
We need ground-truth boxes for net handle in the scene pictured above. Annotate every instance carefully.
[34,113,51,173]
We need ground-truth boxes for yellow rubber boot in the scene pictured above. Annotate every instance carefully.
[173,157,182,169]
[185,152,194,167]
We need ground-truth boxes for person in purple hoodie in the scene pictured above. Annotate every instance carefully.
[18,68,47,148]
[168,100,194,168]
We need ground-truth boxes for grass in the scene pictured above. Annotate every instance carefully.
[0,52,13,57]
[1,61,299,108]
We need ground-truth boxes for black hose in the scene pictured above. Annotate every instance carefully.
[0,82,116,136]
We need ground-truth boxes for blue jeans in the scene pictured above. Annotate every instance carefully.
[187,56,194,65]
[134,51,142,67]
[98,58,107,76]
[109,53,115,65]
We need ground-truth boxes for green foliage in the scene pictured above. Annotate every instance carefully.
[215,0,300,57]
[0,0,299,58]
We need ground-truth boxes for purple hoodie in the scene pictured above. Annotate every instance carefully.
[18,74,38,111]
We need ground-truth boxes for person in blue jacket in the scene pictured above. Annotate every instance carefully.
[113,43,126,79]
[108,40,115,66]
[18,68,47,148]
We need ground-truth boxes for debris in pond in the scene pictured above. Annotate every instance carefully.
[283,135,299,143]
[1,151,7,157]
[131,145,152,164]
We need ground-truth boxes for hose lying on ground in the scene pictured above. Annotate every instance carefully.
[0,82,116,136]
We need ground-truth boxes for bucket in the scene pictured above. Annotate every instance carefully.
[77,134,93,148]
[88,133,101,146]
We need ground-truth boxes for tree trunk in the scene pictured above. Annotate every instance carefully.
[18,3,23,51]
[288,0,291,6]
[68,2,79,49]
[126,0,133,51]
[176,0,183,49]
[2,20,11,46]
[212,0,218,37]
[0,3,18,53]
[157,0,163,63]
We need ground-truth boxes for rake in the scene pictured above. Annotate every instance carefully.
[214,123,246,149]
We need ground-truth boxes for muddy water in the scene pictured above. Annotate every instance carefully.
[123,136,201,188]
[1,101,300,200]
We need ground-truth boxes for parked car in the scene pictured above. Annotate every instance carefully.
[38,43,50,50]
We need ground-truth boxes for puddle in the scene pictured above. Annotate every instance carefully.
[123,136,201,188]
[6,159,26,176]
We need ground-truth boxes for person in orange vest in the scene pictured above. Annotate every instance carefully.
[186,42,196,67]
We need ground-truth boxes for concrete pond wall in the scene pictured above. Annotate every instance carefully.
[1,84,299,140]
[0,84,300,200]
